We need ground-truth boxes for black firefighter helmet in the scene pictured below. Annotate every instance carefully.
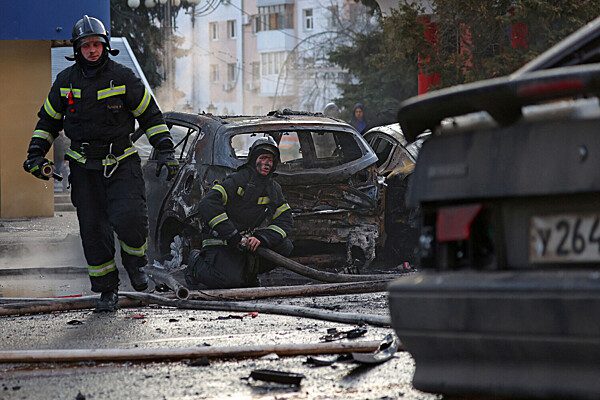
[248,136,280,171]
[71,15,119,56]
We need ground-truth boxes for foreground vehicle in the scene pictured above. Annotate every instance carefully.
[389,17,600,399]
[137,110,381,268]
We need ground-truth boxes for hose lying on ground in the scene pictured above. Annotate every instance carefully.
[124,292,391,327]
[256,247,403,283]
[0,292,391,327]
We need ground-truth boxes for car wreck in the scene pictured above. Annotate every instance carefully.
[363,123,429,264]
[136,110,384,269]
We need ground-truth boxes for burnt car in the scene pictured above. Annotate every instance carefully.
[389,17,600,399]
[363,123,429,264]
[137,110,381,268]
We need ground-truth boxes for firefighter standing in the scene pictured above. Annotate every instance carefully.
[185,136,293,288]
[23,16,178,311]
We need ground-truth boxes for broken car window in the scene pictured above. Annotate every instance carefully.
[230,130,363,172]
[231,132,272,157]
[167,124,200,161]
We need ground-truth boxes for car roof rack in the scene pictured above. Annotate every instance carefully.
[267,108,325,117]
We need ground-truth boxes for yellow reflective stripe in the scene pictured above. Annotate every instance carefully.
[44,98,62,120]
[119,239,148,257]
[237,187,245,196]
[257,196,270,205]
[145,124,169,139]
[97,85,126,100]
[132,88,151,117]
[32,130,54,143]
[66,149,86,164]
[213,185,228,205]
[267,224,287,238]
[59,88,81,98]
[202,239,227,247]
[88,260,117,277]
[208,212,228,228]
[101,147,138,166]
[273,203,291,220]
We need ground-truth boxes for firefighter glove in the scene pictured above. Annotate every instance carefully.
[23,156,52,181]
[226,231,243,250]
[155,149,179,181]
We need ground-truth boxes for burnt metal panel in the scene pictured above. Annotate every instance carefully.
[407,118,600,206]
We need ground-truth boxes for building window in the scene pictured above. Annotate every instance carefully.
[227,20,236,39]
[260,51,288,76]
[209,22,219,40]
[227,63,237,82]
[303,9,313,31]
[256,4,294,32]
[210,64,220,82]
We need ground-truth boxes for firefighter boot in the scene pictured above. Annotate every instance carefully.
[125,265,149,292]
[95,288,119,312]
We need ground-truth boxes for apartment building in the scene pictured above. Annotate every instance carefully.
[176,0,366,115]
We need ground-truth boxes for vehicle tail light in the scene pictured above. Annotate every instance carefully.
[436,204,483,242]
[516,79,584,99]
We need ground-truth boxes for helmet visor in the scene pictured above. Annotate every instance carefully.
[75,35,107,50]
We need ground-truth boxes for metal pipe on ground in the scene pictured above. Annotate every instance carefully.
[146,267,190,300]
[0,340,383,364]
[188,280,391,301]
[0,297,145,315]
[0,280,389,303]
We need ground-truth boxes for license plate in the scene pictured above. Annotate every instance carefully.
[530,213,600,263]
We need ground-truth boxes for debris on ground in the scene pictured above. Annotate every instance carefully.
[246,369,305,386]
[188,357,210,367]
[304,355,338,367]
[319,326,368,342]
[351,334,399,364]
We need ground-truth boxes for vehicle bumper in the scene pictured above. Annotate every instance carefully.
[388,270,600,399]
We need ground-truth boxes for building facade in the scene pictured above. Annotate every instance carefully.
[175,0,370,115]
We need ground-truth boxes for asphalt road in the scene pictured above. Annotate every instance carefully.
[0,291,438,400]
[0,214,436,399]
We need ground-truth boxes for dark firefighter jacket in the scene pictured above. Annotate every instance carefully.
[199,165,293,249]
[30,59,171,168]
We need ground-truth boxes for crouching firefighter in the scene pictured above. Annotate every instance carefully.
[185,137,294,288]
[22,16,179,312]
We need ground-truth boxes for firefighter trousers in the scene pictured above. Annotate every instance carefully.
[69,157,149,293]
[185,238,293,289]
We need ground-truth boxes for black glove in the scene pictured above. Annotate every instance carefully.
[155,149,179,181]
[226,231,243,249]
[23,156,52,181]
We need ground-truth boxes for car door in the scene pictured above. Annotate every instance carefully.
[139,121,200,256]
[364,132,397,174]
